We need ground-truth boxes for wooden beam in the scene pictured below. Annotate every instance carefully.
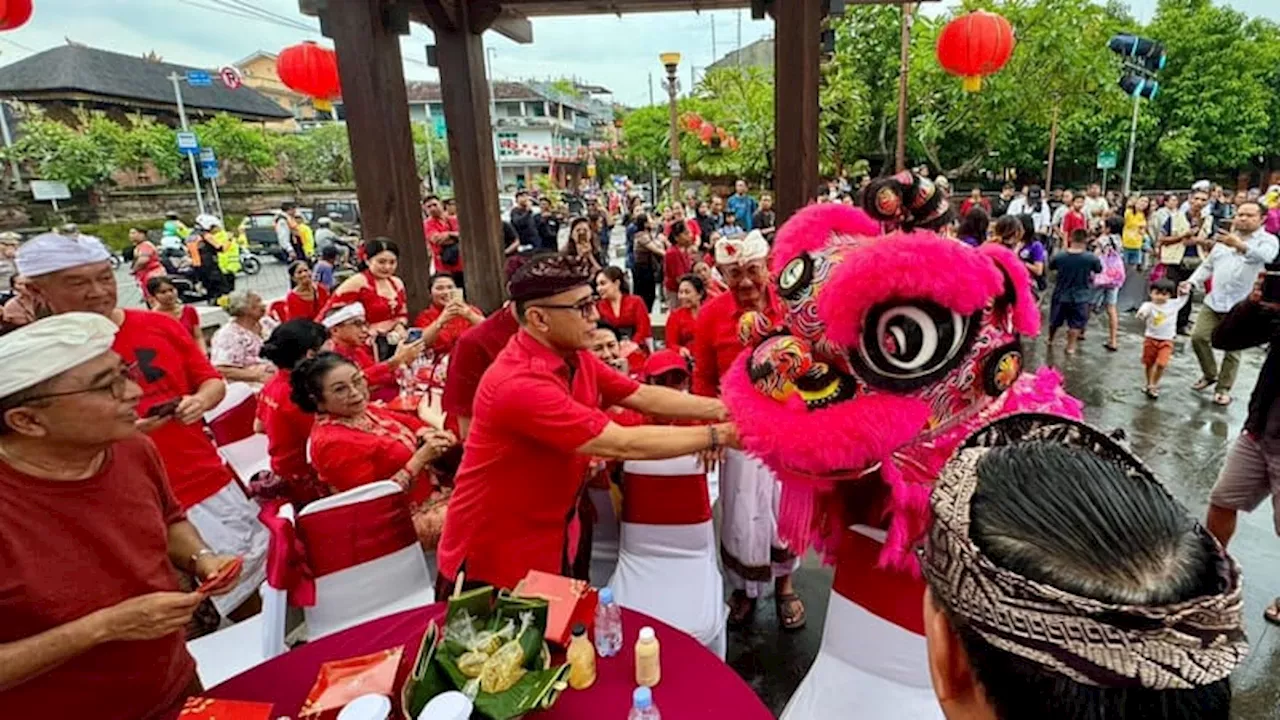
[435,5,506,313]
[773,0,821,223]
[468,0,504,34]
[491,10,534,44]
[419,0,460,30]
[324,0,433,314]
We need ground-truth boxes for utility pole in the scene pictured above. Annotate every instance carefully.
[894,3,913,172]
[1122,94,1141,196]
[168,72,205,215]
[711,16,717,61]
[737,9,743,67]
[0,101,21,188]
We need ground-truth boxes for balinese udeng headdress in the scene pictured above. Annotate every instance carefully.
[924,413,1248,691]
[721,186,1083,571]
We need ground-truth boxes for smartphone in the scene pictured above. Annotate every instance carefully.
[1262,269,1280,304]
[450,288,464,305]
[1215,217,1233,235]
[406,327,424,343]
[145,398,181,419]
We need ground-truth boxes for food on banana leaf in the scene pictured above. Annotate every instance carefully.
[457,651,489,678]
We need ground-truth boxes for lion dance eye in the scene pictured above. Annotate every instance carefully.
[852,301,978,391]
[777,256,813,300]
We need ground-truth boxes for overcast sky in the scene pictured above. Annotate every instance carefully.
[4,0,1278,108]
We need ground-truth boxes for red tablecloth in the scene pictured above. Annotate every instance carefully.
[207,604,771,720]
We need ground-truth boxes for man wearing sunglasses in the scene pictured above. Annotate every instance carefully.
[0,313,240,719]
[17,231,267,626]
[437,253,741,594]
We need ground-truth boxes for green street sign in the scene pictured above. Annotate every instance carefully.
[1097,150,1118,170]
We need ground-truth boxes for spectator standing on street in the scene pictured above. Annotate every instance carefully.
[1008,185,1052,235]
[1123,195,1151,268]
[1060,193,1088,248]
[566,217,603,275]
[960,187,990,218]
[1183,202,1279,406]
[753,193,777,243]
[957,207,989,247]
[423,194,463,287]
[727,180,758,232]
[1081,183,1109,230]
[989,183,1015,218]
[509,190,541,251]
[664,219,696,310]
[1204,273,1280,626]
[1047,230,1102,355]
[536,197,561,252]
[1159,187,1214,335]
[313,246,338,291]
[630,213,665,313]
[275,202,303,261]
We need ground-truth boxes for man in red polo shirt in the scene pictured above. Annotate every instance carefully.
[18,232,268,623]
[436,254,739,592]
[423,194,463,287]
[693,231,806,631]
[0,313,241,719]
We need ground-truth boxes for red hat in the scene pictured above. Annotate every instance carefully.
[644,349,689,380]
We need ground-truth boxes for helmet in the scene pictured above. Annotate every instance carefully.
[318,217,331,226]
[165,211,179,219]
[194,214,222,232]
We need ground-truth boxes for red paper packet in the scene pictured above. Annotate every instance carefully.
[196,556,244,595]
[299,647,404,719]
[179,697,274,719]
[513,570,599,648]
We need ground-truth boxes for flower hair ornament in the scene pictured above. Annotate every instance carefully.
[923,413,1248,691]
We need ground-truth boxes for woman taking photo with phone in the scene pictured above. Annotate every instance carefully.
[412,273,484,357]
[323,237,410,356]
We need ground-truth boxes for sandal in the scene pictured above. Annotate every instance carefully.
[1192,377,1217,391]
[1104,342,1118,352]
[775,592,807,632]
[1266,598,1280,626]
[727,589,757,629]
[1144,386,1159,399]
[1214,393,1232,406]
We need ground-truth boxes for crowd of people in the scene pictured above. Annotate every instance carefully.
[0,168,1277,720]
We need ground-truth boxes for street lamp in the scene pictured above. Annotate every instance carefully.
[660,51,682,202]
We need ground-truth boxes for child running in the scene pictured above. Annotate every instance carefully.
[1135,278,1191,398]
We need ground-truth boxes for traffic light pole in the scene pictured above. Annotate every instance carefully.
[1121,94,1141,197]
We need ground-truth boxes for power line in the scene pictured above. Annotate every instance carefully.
[220,0,317,33]
[178,0,317,33]
[0,36,35,54]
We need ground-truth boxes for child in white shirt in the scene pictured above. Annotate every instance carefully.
[1135,278,1190,398]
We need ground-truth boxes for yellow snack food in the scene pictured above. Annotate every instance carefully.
[479,639,527,693]
[457,650,490,678]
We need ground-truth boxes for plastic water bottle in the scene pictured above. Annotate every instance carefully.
[594,587,623,658]
[627,686,661,720]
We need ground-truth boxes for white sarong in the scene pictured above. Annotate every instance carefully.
[719,449,798,598]
[186,479,270,617]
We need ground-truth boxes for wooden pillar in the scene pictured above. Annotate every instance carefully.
[773,0,822,224]
[435,8,505,314]
[323,0,431,313]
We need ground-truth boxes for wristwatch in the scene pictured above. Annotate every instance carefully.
[709,425,720,452]
[189,547,215,573]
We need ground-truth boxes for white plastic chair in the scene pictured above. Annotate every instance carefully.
[297,481,435,640]
[780,525,942,720]
[187,504,291,688]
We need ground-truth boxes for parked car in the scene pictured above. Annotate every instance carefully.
[241,210,291,262]
[313,199,361,233]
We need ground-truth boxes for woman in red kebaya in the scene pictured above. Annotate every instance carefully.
[283,260,329,322]
[412,273,484,357]
[663,273,705,356]
[693,261,727,298]
[146,275,205,354]
[322,237,409,337]
[292,352,457,549]
[596,266,652,352]
[322,302,424,403]
[256,319,332,506]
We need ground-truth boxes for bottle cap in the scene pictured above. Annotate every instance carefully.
[632,686,652,709]
[639,626,655,641]
[572,623,587,637]
[599,587,613,604]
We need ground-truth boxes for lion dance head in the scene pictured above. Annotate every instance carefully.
[721,183,1082,572]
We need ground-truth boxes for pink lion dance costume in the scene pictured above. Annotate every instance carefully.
[720,195,1083,718]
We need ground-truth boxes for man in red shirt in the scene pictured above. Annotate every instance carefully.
[423,194,463,287]
[0,313,242,719]
[1061,192,1089,246]
[323,301,424,402]
[436,254,740,593]
[693,231,806,631]
[18,232,267,622]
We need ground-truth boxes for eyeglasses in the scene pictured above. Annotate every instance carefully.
[326,372,368,400]
[20,363,141,403]
[530,296,599,319]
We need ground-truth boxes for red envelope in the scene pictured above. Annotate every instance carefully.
[514,570,599,648]
[299,647,404,719]
[179,697,274,720]
[197,556,244,595]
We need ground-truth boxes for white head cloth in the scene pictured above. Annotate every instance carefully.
[0,312,118,399]
[15,231,111,278]
[714,230,769,266]
[322,302,366,329]
[1192,179,1212,192]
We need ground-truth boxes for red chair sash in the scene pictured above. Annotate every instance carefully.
[259,493,419,607]
[831,527,926,635]
[622,470,712,526]
[209,395,258,446]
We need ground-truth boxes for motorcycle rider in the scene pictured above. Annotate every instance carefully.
[213,218,241,293]
[187,214,230,303]
[160,211,189,253]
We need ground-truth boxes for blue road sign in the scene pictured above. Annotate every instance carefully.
[187,70,213,87]
[199,148,216,163]
[201,164,220,179]
[176,131,199,155]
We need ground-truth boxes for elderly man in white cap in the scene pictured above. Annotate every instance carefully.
[0,314,241,719]
[16,231,268,623]
[323,301,424,402]
[692,230,806,631]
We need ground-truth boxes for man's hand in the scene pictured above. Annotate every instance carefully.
[391,338,425,367]
[94,592,204,642]
[1218,231,1245,252]
[194,553,243,597]
[174,395,207,425]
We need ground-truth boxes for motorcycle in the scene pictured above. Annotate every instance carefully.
[239,246,262,276]
[159,253,210,305]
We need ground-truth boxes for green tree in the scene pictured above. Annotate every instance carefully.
[3,108,116,191]
[193,113,274,178]
[117,115,181,181]
[268,123,353,185]
[411,122,451,190]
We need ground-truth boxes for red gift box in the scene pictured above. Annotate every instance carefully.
[299,646,404,719]
[513,570,599,648]
[179,698,274,720]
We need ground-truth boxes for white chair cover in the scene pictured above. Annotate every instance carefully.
[298,481,435,640]
[187,505,291,687]
[608,455,727,658]
[218,433,271,484]
[780,525,942,720]
[204,381,257,424]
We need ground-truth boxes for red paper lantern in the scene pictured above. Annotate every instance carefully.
[0,0,32,31]
[277,41,341,110]
[935,10,1015,92]
[698,122,714,145]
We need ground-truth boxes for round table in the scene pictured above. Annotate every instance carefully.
[207,604,772,719]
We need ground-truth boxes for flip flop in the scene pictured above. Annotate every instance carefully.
[1265,598,1280,626]
[1214,393,1232,406]
[775,592,806,632]
[1192,377,1217,391]
[1104,343,1118,352]
[1144,386,1158,399]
